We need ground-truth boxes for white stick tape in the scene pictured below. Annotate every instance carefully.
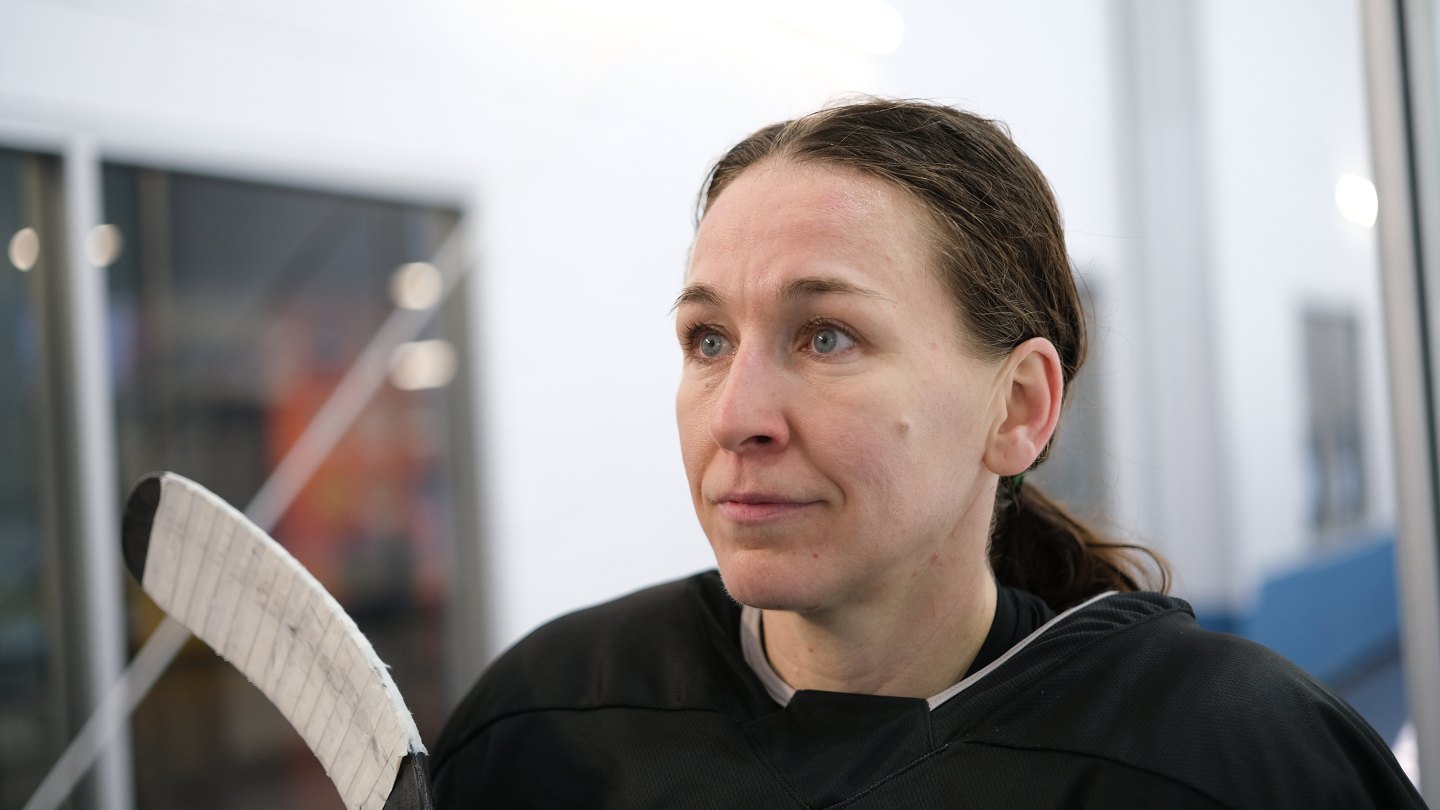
[142,473,425,810]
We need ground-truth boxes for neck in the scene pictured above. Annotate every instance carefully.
[761,556,998,699]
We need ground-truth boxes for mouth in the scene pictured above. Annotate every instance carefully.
[712,492,821,524]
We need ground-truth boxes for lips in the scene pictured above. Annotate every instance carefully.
[712,491,820,523]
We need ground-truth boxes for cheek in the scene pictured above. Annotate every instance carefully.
[806,389,925,492]
[675,381,712,480]
[824,375,987,496]
[912,397,990,482]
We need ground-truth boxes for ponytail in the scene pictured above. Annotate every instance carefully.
[990,477,1170,612]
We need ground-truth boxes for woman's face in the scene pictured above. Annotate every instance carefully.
[675,160,1007,613]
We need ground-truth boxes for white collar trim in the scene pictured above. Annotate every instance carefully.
[739,590,1117,710]
[740,601,794,706]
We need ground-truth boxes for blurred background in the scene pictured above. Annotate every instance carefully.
[2,0,1439,807]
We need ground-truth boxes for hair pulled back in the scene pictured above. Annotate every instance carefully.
[697,98,1168,610]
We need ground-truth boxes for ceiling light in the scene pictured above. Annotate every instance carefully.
[389,262,444,310]
[86,224,124,267]
[389,339,457,391]
[1334,174,1378,228]
[8,227,39,271]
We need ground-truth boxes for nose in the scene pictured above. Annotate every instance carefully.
[709,346,791,454]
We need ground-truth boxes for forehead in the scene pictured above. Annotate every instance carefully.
[685,161,940,301]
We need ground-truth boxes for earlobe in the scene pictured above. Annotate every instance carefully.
[983,338,1064,477]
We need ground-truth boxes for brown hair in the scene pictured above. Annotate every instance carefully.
[697,98,1169,610]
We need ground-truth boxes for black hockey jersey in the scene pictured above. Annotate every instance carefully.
[431,571,1425,808]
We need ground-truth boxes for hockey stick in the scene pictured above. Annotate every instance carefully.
[123,471,431,810]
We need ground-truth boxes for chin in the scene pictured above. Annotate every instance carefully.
[712,546,833,612]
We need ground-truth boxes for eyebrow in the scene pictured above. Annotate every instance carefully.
[671,276,890,311]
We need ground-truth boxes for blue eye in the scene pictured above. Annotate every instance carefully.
[811,327,853,354]
[699,332,728,358]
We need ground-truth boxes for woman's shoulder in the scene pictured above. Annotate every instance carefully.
[1054,591,1364,723]
[969,590,1424,808]
[506,570,736,663]
[432,570,747,756]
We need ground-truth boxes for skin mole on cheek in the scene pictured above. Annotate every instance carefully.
[897,419,912,436]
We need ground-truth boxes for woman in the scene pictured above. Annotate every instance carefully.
[431,100,1425,808]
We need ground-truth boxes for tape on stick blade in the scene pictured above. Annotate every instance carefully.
[123,471,432,810]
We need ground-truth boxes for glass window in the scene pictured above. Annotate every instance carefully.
[102,165,466,809]
[1106,0,1405,752]
[0,148,70,808]
[1303,307,1368,540]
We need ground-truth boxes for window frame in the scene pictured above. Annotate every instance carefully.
[1362,0,1440,794]
[0,119,485,810]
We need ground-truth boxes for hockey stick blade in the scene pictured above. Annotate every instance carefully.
[123,471,433,810]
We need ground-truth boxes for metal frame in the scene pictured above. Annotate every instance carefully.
[0,122,139,810]
[61,135,135,810]
[1362,0,1440,795]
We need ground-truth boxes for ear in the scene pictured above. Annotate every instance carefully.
[983,337,1064,476]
